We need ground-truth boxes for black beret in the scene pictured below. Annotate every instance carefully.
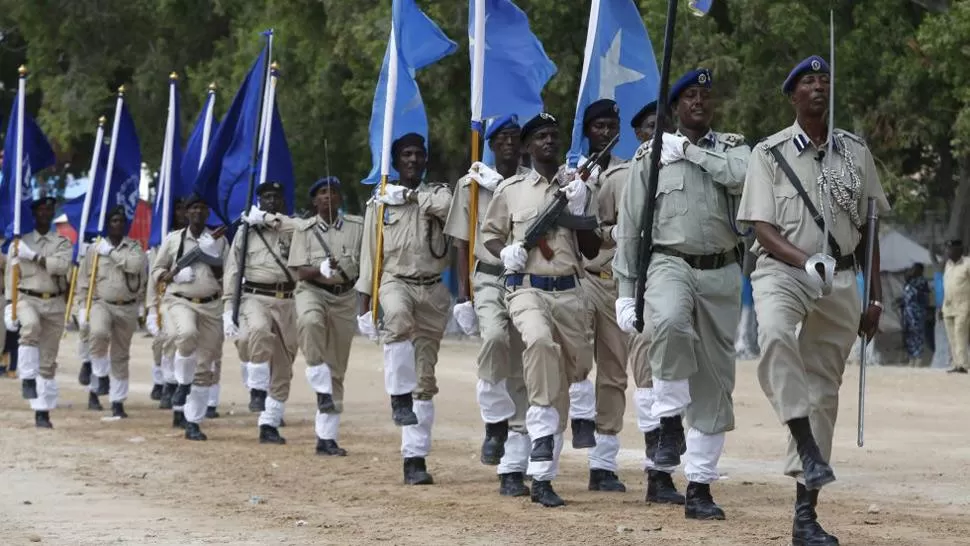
[630,101,658,129]
[520,112,558,142]
[184,193,207,207]
[30,196,56,210]
[391,133,426,159]
[256,181,285,196]
[107,204,127,221]
[583,99,619,129]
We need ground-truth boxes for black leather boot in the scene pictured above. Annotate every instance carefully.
[34,410,53,429]
[316,392,336,413]
[390,393,419,426]
[172,384,191,406]
[150,383,163,401]
[184,422,207,441]
[206,406,220,419]
[159,383,175,409]
[172,410,187,429]
[646,470,685,504]
[95,376,110,396]
[570,418,597,449]
[111,402,128,419]
[644,429,660,461]
[78,361,92,386]
[88,391,103,411]
[588,469,626,492]
[792,483,839,545]
[498,472,529,497]
[315,438,348,456]
[403,457,434,485]
[685,482,725,520]
[258,424,286,445]
[248,389,267,412]
[530,435,554,462]
[654,416,686,467]
[481,420,509,465]
[530,480,565,507]
[787,418,836,490]
[22,378,37,399]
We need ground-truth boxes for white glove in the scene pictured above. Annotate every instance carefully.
[452,300,478,336]
[243,206,267,226]
[319,257,336,279]
[77,312,88,332]
[564,178,589,216]
[357,312,378,340]
[4,304,18,332]
[198,232,220,257]
[499,243,528,272]
[610,225,619,242]
[172,267,195,284]
[78,242,89,258]
[96,239,114,256]
[377,184,409,206]
[15,242,37,261]
[660,133,689,166]
[146,309,160,337]
[804,253,837,295]
[467,162,503,192]
[615,297,637,334]
[223,310,239,339]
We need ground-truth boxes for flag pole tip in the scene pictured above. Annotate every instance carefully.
[98,115,107,125]
[208,81,218,92]
[169,72,179,81]
[18,65,27,76]
[118,85,126,95]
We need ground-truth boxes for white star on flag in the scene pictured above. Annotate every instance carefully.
[598,29,646,100]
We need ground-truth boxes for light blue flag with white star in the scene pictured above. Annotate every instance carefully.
[567,0,660,168]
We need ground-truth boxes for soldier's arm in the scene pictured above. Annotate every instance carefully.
[222,235,242,308]
[685,140,750,192]
[265,213,303,234]
[43,237,73,275]
[355,204,378,314]
[418,184,453,222]
[443,181,470,300]
[287,230,318,282]
[738,146,809,268]
[480,186,511,258]
[614,158,648,299]
[151,236,175,285]
[595,171,622,250]
[109,242,147,275]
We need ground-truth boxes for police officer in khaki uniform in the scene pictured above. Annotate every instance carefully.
[445,114,532,498]
[4,197,72,428]
[76,205,147,418]
[151,194,228,441]
[288,176,363,456]
[146,197,189,410]
[941,240,970,373]
[481,113,601,508]
[737,56,889,546]
[615,69,749,520]
[357,133,453,485]
[224,181,300,444]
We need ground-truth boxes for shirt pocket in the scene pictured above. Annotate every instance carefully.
[655,174,687,220]
[511,207,539,243]
[381,208,407,253]
[774,182,803,231]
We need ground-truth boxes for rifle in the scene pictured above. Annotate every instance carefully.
[155,223,233,308]
[523,133,620,260]
[857,197,878,447]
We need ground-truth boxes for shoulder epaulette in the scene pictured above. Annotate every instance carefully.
[835,129,867,148]
[757,128,792,154]
[343,214,364,224]
[603,160,632,177]
[495,171,528,193]
[633,141,651,161]
[718,132,747,147]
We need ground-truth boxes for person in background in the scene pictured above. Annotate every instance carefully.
[942,240,970,374]
[899,262,930,367]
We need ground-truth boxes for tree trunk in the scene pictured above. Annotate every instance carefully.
[945,155,970,246]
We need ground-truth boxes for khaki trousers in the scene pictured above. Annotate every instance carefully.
[240,294,296,401]
[472,269,527,432]
[379,277,451,400]
[752,258,860,477]
[296,285,356,412]
[943,313,970,369]
[583,274,633,436]
[16,294,66,379]
[163,295,223,383]
[89,301,138,380]
[507,285,592,433]
[644,255,739,434]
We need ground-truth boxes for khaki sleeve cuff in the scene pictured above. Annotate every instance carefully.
[617,281,635,299]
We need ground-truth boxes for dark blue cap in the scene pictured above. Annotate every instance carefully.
[782,56,829,95]
[669,68,712,104]
[484,114,520,141]
[583,99,619,128]
[309,176,340,198]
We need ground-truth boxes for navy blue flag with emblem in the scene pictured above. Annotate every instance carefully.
[181,91,220,199]
[0,94,56,238]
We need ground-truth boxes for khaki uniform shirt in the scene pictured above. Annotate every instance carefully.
[480,169,589,278]
[150,227,228,299]
[356,182,453,295]
[223,214,302,304]
[4,230,72,297]
[583,155,632,275]
[614,130,750,298]
[77,237,147,302]
[288,213,364,288]
[942,258,970,317]
[737,122,890,258]
[444,166,533,267]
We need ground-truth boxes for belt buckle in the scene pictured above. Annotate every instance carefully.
[42,293,51,300]
[191,297,202,304]
[599,271,611,280]
[275,291,284,299]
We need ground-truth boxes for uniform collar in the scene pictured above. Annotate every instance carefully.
[791,121,841,155]
[676,128,717,149]
[317,213,343,232]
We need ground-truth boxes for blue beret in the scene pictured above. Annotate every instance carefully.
[484,114,520,141]
[583,99,619,127]
[669,68,712,104]
[309,176,340,197]
[256,180,285,196]
[782,55,829,95]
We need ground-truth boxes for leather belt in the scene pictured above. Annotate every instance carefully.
[654,246,740,270]
[767,253,856,272]
[475,262,505,276]
[506,274,577,292]
[172,293,220,304]
[394,274,442,286]
[244,281,295,299]
[585,269,613,280]
[19,289,64,300]
[243,287,293,299]
[98,298,138,306]
[307,279,356,295]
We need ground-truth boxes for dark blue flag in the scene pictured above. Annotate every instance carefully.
[1,93,56,238]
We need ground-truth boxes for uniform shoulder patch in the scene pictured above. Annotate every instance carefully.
[299,217,318,231]
[718,132,746,147]
[633,141,651,161]
[835,129,867,148]
[603,160,632,177]
[495,172,526,193]
[343,214,364,224]
[757,128,792,155]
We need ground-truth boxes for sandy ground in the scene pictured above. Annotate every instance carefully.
[1,331,968,546]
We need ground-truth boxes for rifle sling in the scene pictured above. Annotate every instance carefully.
[251,226,295,285]
[310,224,352,284]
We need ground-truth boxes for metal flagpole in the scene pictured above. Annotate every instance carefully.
[10,66,26,322]
[372,25,400,324]
[64,117,106,323]
[467,0,486,300]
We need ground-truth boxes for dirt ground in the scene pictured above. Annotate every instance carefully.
[1,332,968,546]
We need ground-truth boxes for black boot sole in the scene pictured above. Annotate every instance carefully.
[803,468,837,491]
